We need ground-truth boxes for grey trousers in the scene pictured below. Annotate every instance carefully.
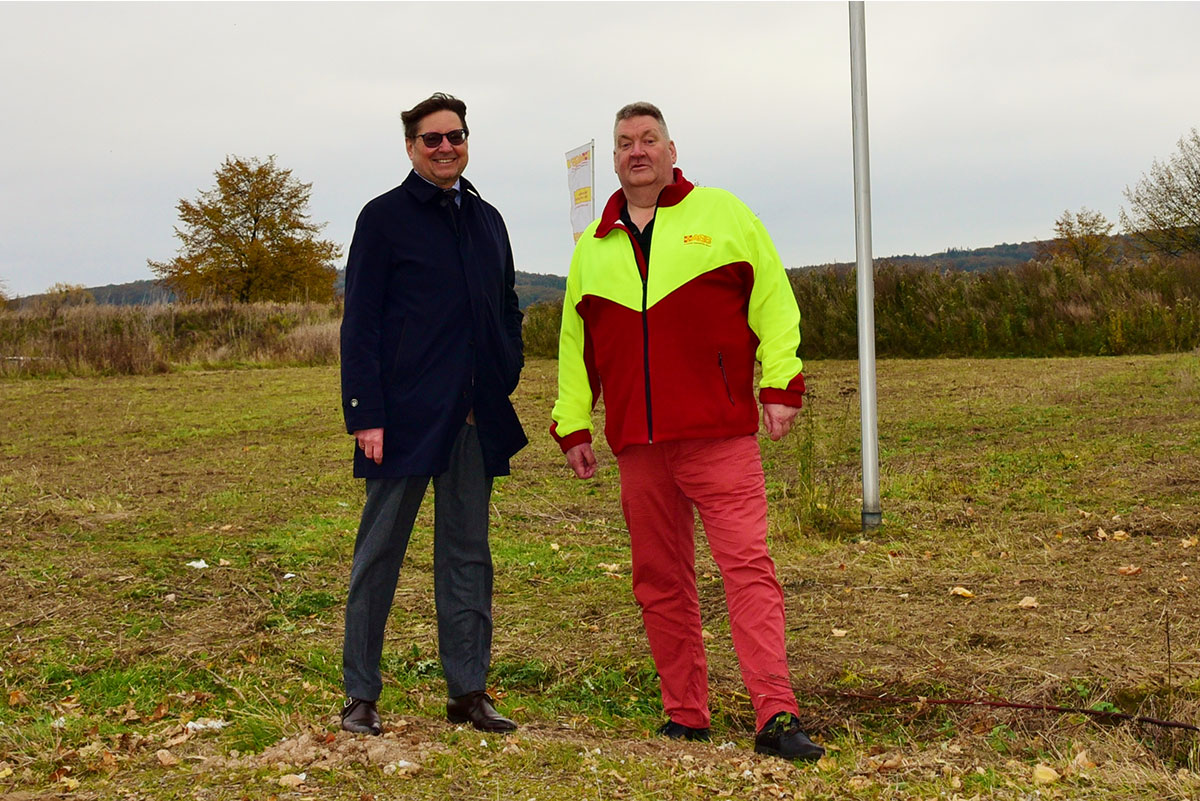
[342,423,495,701]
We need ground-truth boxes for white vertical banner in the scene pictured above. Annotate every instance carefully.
[565,140,595,242]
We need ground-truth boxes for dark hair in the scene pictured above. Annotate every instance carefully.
[402,93,468,139]
[614,101,670,141]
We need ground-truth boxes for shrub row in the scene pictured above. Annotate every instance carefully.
[524,255,1200,360]
[4,255,1198,376]
[796,255,1200,359]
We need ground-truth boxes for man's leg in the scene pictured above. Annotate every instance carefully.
[431,423,495,697]
[671,436,800,732]
[343,476,430,702]
[618,442,711,730]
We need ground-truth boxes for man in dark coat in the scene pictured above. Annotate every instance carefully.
[338,92,527,736]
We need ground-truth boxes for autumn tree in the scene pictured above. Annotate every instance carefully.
[1039,207,1115,269]
[149,156,341,303]
[1120,128,1200,257]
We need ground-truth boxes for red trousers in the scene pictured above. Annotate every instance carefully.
[617,435,800,731]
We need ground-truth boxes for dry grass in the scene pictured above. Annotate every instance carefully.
[1,354,1199,799]
[0,301,342,376]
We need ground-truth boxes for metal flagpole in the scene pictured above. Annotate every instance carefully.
[849,1,882,529]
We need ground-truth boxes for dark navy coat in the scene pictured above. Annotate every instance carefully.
[340,171,527,478]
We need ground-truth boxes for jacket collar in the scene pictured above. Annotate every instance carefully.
[595,168,693,238]
[402,169,481,204]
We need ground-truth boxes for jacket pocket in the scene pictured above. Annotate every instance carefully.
[718,351,735,405]
[390,319,411,377]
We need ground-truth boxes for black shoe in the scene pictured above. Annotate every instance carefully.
[754,712,823,761]
[446,691,518,733]
[656,720,711,742]
[340,697,381,735]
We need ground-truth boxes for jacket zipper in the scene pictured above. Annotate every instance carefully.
[624,216,655,443]
[642,272,653,442]
[718,351,735,405]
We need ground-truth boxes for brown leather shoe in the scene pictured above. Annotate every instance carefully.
[446,691,517,733]
[340,697,381,735]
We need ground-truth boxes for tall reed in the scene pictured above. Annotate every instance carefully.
[0,301,342,377]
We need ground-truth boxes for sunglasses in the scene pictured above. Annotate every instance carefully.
[413,129,468,148]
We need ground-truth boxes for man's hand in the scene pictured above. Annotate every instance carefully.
[762,403,800,441]
[354,427,384,465]
[565,442,597,479]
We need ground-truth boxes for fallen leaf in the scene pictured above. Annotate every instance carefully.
[1118,565,1142,576]
[0,767,12,779]
[163,731,191,748]
[950,586,975,598]
[7,690,29,707]
[1018,596,1040,609]
[831,628,849,638]
[1072,749,1097,770]
[1112,530,1130,541]
[1096,528,1108,540]
[877,754,903,772]
[1181,538,1197,549]
[701,628,714,640]
[59,776,80,790]
[1032,763,1060,785]
[155,749,179,767]
[147,702,169,722]
[278,773,306,788]
[218,558,232,567]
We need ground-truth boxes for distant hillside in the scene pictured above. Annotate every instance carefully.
[12,270,564,311]
[15,238,1084,309]
[333,269,565,309]
[88,279,175,305]
[800,240,1043,274]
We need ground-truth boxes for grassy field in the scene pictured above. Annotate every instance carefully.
[1,354,1199,800]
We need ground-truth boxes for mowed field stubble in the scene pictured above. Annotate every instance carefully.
[2,354,1200,800]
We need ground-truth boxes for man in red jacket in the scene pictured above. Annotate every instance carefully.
[551,102,823,761]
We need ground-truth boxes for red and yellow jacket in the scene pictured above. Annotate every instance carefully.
[550,170,805,455]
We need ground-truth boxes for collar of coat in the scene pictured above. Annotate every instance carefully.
[594,167,694,238]
[402,170,482,205]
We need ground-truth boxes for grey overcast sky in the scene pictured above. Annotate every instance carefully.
[2,1,1198,298]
